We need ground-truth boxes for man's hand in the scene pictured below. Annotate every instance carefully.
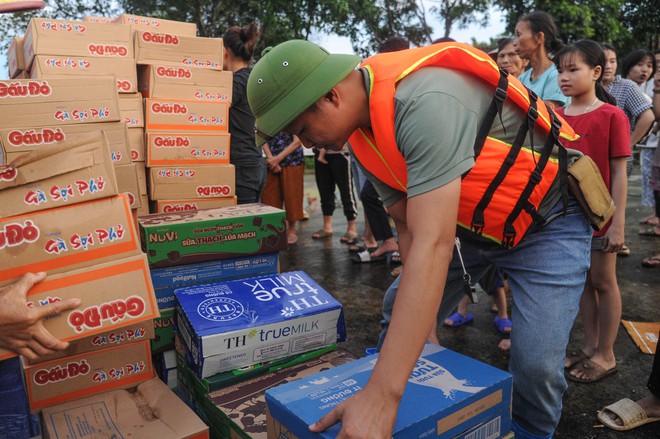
[0,272,81,360]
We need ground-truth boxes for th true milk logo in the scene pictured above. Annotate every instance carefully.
[197,296,244,322]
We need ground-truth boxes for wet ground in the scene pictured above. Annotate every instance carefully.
[279,170,659,439]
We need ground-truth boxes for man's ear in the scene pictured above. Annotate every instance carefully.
[319,87,341,109]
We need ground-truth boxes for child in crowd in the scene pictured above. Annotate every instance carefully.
[556,40,630,383]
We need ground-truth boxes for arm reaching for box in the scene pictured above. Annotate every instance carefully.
[0,272,81,360]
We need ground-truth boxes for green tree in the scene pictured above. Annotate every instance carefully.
[430,0,492,39]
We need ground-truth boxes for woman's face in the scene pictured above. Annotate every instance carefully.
[627,55,654,85]
[497,42,527,77]
[602,49,617,84]
[513,20,540,59]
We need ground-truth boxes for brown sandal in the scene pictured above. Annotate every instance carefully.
[564,349,589,369]
[567,359,617,383]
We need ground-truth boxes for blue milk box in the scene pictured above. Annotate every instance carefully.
[266,344,512,439]
[175,271,346,378]
[151,253,279,309]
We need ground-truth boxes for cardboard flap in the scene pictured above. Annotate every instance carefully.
[0,131,108,190]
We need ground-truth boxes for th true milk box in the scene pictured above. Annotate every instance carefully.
[138,203,287,268]
[175,271,346,378]
[266,343,512,439]
[151,253,279,309]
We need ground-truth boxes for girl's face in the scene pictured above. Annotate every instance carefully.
[627,56,654,85]
[497,42,527,77]
[513,20,540,59]
[602,49,617,84]
[557,52,601,98]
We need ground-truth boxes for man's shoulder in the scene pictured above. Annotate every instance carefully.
[395,67,488,101]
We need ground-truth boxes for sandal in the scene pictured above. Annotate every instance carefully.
[597,398,660,431]
[638,227,660,237]
[443,312,474,328]
[351,250,388,263]
[639,215,659,225]
[617,244,631,256]
[567,359,617,383]
[564,349,590,369]
[312,229,333,239]
[340,231,359,244]
[493,316,512,334]
[390,265,403,277]
[388,251,402,266]
[642,256,660,268]
[348,245,377,253]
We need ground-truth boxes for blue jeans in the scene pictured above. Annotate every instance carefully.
[377,199,591,438]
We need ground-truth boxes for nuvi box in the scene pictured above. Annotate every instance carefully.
[266,343,513,439]
[175,271,346,378]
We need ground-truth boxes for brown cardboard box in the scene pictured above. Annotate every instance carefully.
[154,197,236,213]
[114,14,198,37]
[24,340,153,411]
[0,131,118,217]
[0,254,159,361]
[145,98,229,132]
[128,127,145,161]
[137,193,150,216]
[0,121,131,166]
[119,92,144,128]
[0,77,120,128]
[30,55,138,93]
[24,320,155,365]
[83,15,114,23]
[146,132,230,166]
[135,160,147,193]
[23,18,133,69]
[0,193,140,285]
[41,378,209,439]
[134,30,222,70]
[8,36,25,79]
[148,164,234,200]
[114,162,142,208]
[14,71,27,79]
[138,64,232,103]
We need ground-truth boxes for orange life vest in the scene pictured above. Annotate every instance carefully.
[348,42,578,247]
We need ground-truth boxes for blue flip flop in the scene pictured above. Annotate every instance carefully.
[494,316,512,334]
[443,312,474,327]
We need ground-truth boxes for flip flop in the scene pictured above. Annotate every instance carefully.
[567,359,617,383]
[348,245,377,253]
[638,227,660,237]
[443,312,474,327]
[564,349,590,369]
[340,231,359,244]
[312,229,333,239]
[597,398,660,431]
[351,250,388,263]
[642,256,660,268]
[639,216,659,225]
[493,316,512,334]
[388,251,402,266]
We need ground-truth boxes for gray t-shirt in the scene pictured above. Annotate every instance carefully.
[351,66,579,216]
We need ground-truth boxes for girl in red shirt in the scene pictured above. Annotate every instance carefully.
[556,39,631,383]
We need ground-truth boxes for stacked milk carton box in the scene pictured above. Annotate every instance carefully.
[0,133,159,412]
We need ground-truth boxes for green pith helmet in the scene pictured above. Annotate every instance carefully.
[247,39,361,146]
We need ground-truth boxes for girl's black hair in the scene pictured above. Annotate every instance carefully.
[519,11,563,56]
[223,23,260,62]
[621,49,657,80]
[600,42,617,54]
[555,39,617,105]
[497,37,515,52]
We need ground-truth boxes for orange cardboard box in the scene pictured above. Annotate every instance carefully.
[30,55,138,93]
[148,165,234,200]
[23,18,133,69]
[0,77,120,129]
[138,64,232,103]
[145,98,228,132]
[41,378,209,439]
[0,254,159,361]
[119,92,144,128]
[0,193,140,285]
[25,320,155,365]
[83,15,114,23]
[154,197,236,213]
[8,36,25,79]
[128,127,145,161]
[0,131,118,217]
[0,121,131,166]
[24,340,153,411]
[114,14,197,37]
[134,30,222,70]
[114,162,142,208]
[146,132,230,166]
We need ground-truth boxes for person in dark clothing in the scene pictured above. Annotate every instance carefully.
[223,23,265,204]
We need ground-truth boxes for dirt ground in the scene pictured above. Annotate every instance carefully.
[278,169,660,438]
